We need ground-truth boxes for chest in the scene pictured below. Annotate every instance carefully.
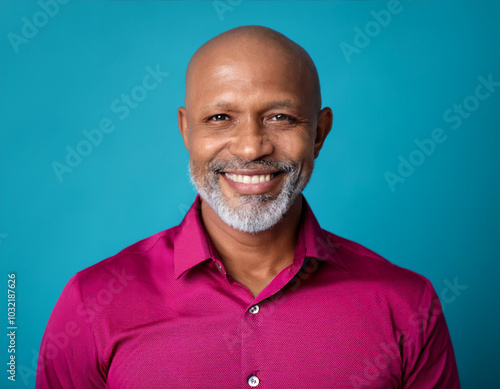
[104,292,404,389]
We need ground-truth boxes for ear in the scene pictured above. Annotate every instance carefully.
[314,107,333,159]
[178,106,190,151]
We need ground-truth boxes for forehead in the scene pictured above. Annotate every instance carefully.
[185,41,315,110]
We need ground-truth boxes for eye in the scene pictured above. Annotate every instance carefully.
[271,114,296,123]
[208,114,230,121]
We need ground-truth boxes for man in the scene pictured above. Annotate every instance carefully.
[37,26,460,388]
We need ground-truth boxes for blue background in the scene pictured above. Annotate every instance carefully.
[1,0,499,387]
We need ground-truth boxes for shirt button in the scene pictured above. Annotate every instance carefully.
[249,305,259,314]
[247,375,260,387]
[215,262,224,273]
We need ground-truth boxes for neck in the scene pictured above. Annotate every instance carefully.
[200,195,303,297]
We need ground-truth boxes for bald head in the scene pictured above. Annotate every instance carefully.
[185,25,322,111]
[178,26,334,234]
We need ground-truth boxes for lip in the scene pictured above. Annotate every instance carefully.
[220,171,284,195]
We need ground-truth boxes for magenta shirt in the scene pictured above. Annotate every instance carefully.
[36,195,460,388]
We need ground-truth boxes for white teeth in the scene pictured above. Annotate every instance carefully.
[225,173,274,184]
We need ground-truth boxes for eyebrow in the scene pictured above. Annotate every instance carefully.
[204,100,294,110]
[265,100,294,109]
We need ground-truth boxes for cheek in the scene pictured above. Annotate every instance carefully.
[273,129,315,165]
[189,131,229,163]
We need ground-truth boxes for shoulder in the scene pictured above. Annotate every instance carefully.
[325,230,432,306]
[72,225,179,294]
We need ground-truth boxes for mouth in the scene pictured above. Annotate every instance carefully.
[223,171,280,184]
[219,170,284,194]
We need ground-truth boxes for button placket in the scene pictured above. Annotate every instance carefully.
[244,304,262,387]
[242,304,262,389]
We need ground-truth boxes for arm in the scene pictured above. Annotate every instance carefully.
[36,275,108,389]
[402,278,461,388]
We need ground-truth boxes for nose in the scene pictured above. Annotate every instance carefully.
[227,117,274,161]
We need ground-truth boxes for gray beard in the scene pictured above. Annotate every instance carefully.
[188,158,311,233]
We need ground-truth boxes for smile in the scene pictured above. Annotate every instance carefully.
[224,172,279,184]
[220,171,283,195]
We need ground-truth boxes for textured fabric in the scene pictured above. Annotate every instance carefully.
[36,194,460,389]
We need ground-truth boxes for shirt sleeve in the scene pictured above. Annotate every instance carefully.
[36,274,108,389]
[402,277,461,388]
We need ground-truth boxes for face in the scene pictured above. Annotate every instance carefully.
[178,40,332,233]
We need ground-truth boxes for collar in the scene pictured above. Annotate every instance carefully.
[173,194,348,279]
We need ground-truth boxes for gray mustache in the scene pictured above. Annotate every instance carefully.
[209,157,297,174]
